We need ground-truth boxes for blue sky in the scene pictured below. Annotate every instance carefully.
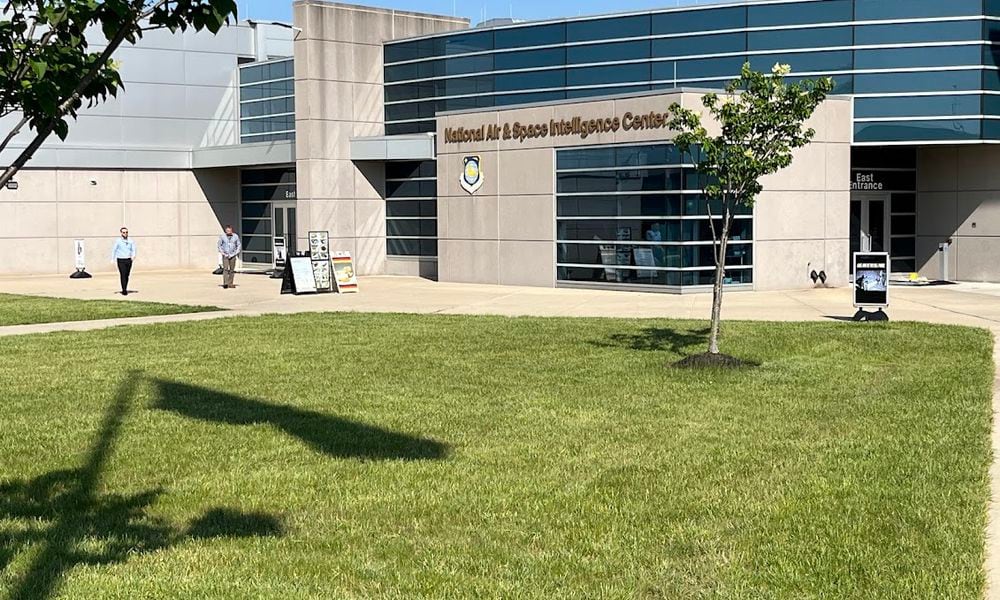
[241,0,714,26]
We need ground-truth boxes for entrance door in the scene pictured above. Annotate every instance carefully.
[850,192,890,258]
[272,202,297,257]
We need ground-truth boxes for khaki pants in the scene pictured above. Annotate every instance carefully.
[222,255,237,287]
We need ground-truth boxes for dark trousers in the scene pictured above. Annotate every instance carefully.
[117,258,132,292]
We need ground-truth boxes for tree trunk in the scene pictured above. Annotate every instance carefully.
[707,202,733,355]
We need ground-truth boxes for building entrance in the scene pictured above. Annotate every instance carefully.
[850,192,890,256]
[272,202,297,258]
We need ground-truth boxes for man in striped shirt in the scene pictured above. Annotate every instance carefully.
[217,225,242,289]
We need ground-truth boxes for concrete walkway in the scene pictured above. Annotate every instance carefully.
[0,269,998,596]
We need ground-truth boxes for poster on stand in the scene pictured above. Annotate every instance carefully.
[287,256,317,294]
[332,251,358,293]
[308,231,330,261]
[853,252,889,307]
[74,240,86,270]
[311,258,332,292]
[273,237,287,271]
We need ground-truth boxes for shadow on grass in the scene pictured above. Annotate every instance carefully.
[591,326,710,356]
[0,371,284,600]
[151,379,448,461]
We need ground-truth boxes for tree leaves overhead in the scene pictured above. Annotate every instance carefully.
[668,62,834,208]
[0,0,238,141]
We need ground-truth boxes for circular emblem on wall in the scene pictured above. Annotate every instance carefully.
[461,155,483,194]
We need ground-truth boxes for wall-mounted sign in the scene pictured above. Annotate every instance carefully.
[853,252,889,307]
[443,110,675,145]
[332,251,358,293]
[461,155,483,194]
[849,170,916,192]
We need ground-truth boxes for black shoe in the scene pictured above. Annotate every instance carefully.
[121,291,128,296]
[223,285,229,289]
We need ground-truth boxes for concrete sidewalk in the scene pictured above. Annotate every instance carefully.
[2,269,999,327]
[1,269,999,597]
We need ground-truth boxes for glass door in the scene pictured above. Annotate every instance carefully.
[850,192,890,261]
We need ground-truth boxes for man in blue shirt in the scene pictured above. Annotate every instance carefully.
[217,225,241,289]
[111,227,136,295]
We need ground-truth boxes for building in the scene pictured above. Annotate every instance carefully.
[1,0,998,292]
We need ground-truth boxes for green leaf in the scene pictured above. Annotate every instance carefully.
[30,60,47,78]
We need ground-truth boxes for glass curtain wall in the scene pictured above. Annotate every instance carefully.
[239,58,295,143]
[240,167,296,268]
[557,143,752,290]
[383,0,997,143]
[386,161,438,257]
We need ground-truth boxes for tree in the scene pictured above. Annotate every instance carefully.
[668,63,833,360]
[0,0,238,187]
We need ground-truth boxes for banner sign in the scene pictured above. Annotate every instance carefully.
[74,240,85,270]
[287,256,317,294]
[853,252,889,307]
[332,251,358,293]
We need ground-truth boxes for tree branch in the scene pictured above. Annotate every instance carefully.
[0,2,145,186]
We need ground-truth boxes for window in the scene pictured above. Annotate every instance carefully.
[556,143,752,291]
[855,0,983,21]
[386,161,438,258]
[653,33,746,58]
[494,47,566,71]
[239,59,295,144]
[566,15,650,42]
[495,22,566,49]
[855,46,982,70]
[854,70,983,94]
[652,7,746,35]
[748,1,852,27]
[854,21,982,45]
[854,95,982,119]
[567,40,650,65]
[748,27,853,52]
[854,119,982,142]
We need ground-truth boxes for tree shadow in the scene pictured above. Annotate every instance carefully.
[0,371,284,600]
[591,326,711,356]
[151,379,448,461]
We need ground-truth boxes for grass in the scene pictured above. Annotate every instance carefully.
[0,294,219,327]
[0,313,993,599]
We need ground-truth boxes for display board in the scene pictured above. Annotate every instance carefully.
[332,251,358,293]
[283,256,317,294]
[273,237,287,270]
[312,258,332,292]
[853,252,889,307]
[308,231,329,261]
[74,240,86,270]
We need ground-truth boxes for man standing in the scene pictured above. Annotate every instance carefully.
[218,225,241,289]
[111,227,136,296]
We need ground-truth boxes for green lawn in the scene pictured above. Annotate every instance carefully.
[0,314,993,599]
[0,293,218,326]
